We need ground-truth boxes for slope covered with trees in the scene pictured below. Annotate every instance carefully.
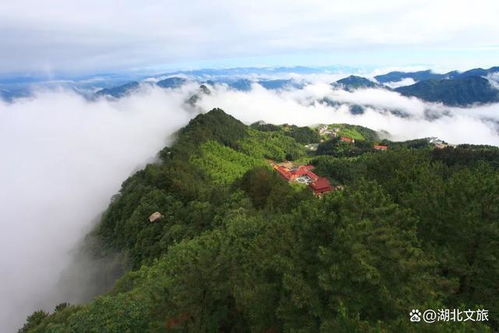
[20,109,499,332]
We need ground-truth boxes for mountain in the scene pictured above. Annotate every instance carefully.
[395,76,499,106]
[227,78,253,91]
[95,76,188,97]
[95,81,141,98]
[19,108,499,332]
[374,70,456,83]
[0,87,31,101]
[186,84,212,106]
[457,66,499,78]
[333,75,381,91]
[257,79,303,90]
[375,66,499,84]
[156,77,187,89]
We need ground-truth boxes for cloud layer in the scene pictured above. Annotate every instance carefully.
[0,87,191,332]
[199,83,499,145]
[1,82,498,331]
[2,0,499,74]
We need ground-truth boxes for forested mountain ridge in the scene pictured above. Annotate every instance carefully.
[374,66,499,83]
[20,109,499,332]
[395,76,499,106]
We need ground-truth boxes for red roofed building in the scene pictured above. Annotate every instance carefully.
[293,165,316,176]
[373,145,388,150]
[275,165,293,181]
[275,164,317,181]
[340,136,355,144]
[310,177,333,195]
[273,163,333,195]
[304,171,319,182]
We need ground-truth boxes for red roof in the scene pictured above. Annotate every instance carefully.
[276,166,293,180]
[340,136,354,143]
[310,177,333,194]
[276,165,318,181]
[304,171,319,182]
[273,163,333,195]
[373,145,388,150]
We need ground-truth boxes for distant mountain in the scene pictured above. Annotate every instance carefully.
[0,88,31,101]
[395,76,499,106]
[95,81,140,98]
[257,79,303,90]
[376,66,499,84]
[332,75,381,91]
[95,77,187,97]
[156,77,187,89]
[374,70,456,83]
[457,67,499,79]
[155,65,356,78]
[94,77,301,96]
[227,79,253,91]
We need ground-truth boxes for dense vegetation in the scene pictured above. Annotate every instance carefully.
[21,109,499,332]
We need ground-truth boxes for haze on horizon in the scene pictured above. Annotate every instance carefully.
[1,0,499,76]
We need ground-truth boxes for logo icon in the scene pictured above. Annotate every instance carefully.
[410,309,422,322]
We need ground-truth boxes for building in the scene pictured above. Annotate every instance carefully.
[310,177,333,195]
[373,145,388,150]
[434,143,448,149]
[273,163,333,195]
[275,164,316,181]
[275,165,293,181]
[340,136,355,144]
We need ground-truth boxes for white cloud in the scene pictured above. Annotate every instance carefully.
[198,83,499,145]
[383,78,417,89]
[0,87,192,332]
[487,73,499,89]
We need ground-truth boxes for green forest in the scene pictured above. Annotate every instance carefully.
[20,108,499,332]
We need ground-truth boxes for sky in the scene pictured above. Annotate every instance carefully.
[1,0,499,76]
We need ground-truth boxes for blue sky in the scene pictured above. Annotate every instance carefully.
[1,0,499,76]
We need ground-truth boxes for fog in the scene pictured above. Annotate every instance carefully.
[0,87,192,332]
[1,81,499,331]
[199,83,499,145]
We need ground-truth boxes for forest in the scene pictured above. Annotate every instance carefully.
[20,108,499,332]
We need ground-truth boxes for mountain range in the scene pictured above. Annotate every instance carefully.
[2,66,499,107]
[338,68,499,106]
[374,67,499,83]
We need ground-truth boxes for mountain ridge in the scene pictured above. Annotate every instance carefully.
[17,108,499,332]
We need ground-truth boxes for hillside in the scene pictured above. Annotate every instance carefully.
[20,109,499,332]
[395,76,499,106]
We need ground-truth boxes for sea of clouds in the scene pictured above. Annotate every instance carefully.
[1,79,498,331]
